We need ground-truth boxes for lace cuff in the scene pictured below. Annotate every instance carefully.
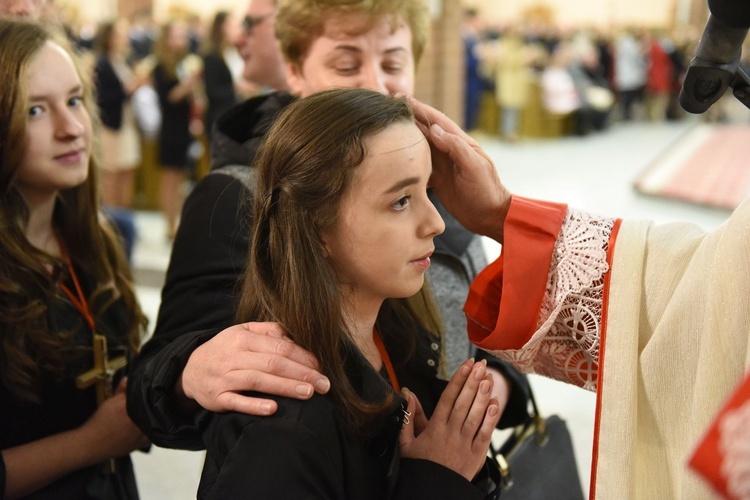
[493,208,615,391]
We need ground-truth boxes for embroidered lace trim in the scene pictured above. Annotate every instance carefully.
[492,208,615,391]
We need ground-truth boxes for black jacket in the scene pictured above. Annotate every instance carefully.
[127,92,529,450]
[198,320,499,499]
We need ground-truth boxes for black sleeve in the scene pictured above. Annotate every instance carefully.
[395,459,487,499]
[127,328,218,449]
[476,351,531,429]
[127,173,252,448]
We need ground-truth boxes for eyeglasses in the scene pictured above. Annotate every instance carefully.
[242,13,273,34]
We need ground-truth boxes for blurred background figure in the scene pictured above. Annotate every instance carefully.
[540,41,582,132]
[151,19,203,240]
[94,19,147,261]
[462,8,484,131]
[201,11,240,140]
[128,9,157,64]
[187,13,203,54]
[485,27,537,142]
[613,29,647,121]
[644,30,674,122]
[568,33,614,134]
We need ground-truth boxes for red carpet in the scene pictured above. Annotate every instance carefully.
[635,124,750,210]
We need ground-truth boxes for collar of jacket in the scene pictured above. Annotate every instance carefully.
[210,91,296,171]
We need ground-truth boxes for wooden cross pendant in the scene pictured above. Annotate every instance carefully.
[76,333,128,473]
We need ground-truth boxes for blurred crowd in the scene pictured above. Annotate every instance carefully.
[40,5,259,246]
[462,8,750,141]
[29,4,750,243]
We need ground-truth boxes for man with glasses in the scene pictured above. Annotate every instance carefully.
[236,0,289,94]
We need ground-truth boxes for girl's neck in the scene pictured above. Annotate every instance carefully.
[24,192,60,256]
[343,294,383,371]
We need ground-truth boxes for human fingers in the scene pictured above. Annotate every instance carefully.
[220,366,329,402]
[182,325,329,402]
[431,359,475,422]
[185,355,330,414]
[213,391,279,416]
[410,390,429,436]
[227,349,330,394]
[461,374,494,438]
[239,321,287,339]
[474,400,501,452]
[486,367,511,412]
[447,360,487,428]
[237,324,322,372]
[426,122,495,181]
[408,96,477,145]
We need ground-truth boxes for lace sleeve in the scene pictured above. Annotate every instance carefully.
[492,208,616,391]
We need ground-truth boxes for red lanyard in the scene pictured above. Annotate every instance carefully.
[57,246,96,334]
[373,328,400,392]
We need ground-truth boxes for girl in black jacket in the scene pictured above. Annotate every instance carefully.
[198,88,501,499]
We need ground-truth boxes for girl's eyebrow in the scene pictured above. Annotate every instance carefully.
[29,85,82,102]
[384,176,419,195]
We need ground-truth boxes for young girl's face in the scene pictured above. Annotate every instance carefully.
[14,41,91,202]
[321,121,445,306]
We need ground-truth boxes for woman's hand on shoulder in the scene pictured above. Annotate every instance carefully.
[398,359,500,481]
[179,322,331,416]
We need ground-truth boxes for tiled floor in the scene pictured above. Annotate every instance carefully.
[130,115,735,499]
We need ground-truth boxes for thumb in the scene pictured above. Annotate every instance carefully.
[398,389,416,450]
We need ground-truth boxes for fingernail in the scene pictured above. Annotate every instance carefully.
[460,364,471,376]
[474,364,486,380]
[480,380,491,395]
[431,123,445,137]
[260,402,273,414]
[315,377,331,393]
[295,384,312,397]
[401,387,410,396]
[488,404,499,417]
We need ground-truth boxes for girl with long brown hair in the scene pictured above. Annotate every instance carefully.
[199,88,501,499]
[0,19,148,499]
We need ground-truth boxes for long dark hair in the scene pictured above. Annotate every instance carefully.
[236,88,442,435]
[0,19,146,403]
